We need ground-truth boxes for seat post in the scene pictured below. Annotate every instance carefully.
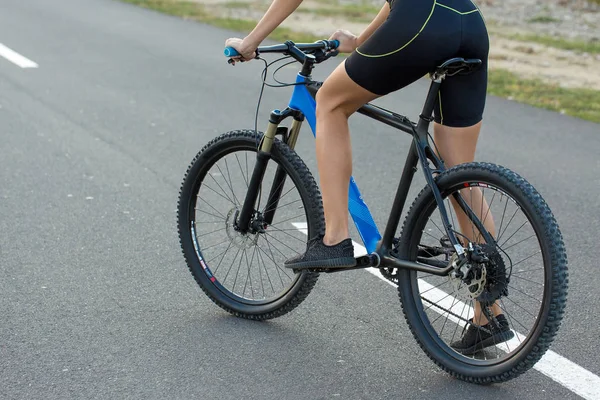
[416,75,443,134]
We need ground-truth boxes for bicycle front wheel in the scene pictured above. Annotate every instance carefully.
[396,162,568,383]
[178,130,324,320]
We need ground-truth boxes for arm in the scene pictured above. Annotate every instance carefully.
[330,3,390,53]
[357,3,390,47]
[225,0,303,60]
[247,0,303,47]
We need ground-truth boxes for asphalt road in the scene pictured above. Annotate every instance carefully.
[1,0,599,399]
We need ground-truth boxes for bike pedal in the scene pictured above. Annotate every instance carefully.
[307,254,379,273]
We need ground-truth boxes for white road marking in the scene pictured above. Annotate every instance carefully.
[0,43,38,68]
[291,222,600,400]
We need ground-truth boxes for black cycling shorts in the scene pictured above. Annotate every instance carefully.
[345,0,489,127]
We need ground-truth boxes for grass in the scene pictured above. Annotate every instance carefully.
[121,0,320,43]
[527,15,560,24]
[510,33,600,54]
[121,0,600,124]
[488,69,600,123]
[296,4,380,23]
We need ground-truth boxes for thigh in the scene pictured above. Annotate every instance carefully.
[345,0,461,96]
[434,61,488,127]
[434,9,490,127]
[317,60,381,116]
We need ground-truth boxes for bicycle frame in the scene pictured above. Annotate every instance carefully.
[236,61,493,275]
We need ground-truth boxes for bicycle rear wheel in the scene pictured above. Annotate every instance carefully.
[396,162,568,383]
[177,130,324,320]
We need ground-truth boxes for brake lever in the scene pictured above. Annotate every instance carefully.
[313,49,339,64]
[227,50,259,65]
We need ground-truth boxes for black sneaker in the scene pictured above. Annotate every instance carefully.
[284,235,356,270]
[450,314,515,355]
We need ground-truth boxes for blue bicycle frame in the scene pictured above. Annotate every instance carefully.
[231,42,492,271]
[288,74,381,253]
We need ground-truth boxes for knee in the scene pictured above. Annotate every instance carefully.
[315,81,350,120]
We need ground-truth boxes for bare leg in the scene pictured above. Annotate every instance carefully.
[433,122,502,325]
[315,61,379,245]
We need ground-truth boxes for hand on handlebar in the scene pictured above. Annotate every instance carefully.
[328,29,358,53]
[224,37,258,64]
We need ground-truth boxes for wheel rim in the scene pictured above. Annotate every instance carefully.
[189,145,311,305]
[409,180,550,365]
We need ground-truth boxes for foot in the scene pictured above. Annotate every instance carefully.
[284,235,356,270]
[450,314,514,355]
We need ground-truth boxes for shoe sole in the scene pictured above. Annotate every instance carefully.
[284,257,357,270]
[454,330,515,356]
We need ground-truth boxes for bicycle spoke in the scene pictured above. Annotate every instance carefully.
[511,268,544,275]
[422,229,442,242]
[256,246,266,298]
[269,184,298,208]
[499,302,532,335]
[477,188,485,242]
[235,153,249,188]
[202,183,236,205]
[231,248,246,294]
[451,300,469,348]
[211,240,234,275]
[194,207,226,221]
[497,207,520,243]
[262,198,302,215]
[256,240,293,279]
[420,279,453,296]
[420,296,471,325]
[264,231,303,255]
[499,221,529,248]
[436,295,459,335]
[201,239,230,252]
[423,290,456,313]
[502,295,539,319]
[497,193,509,240]
[196,226,227,238]
[265,225,307,244]
[506,284,543,303]
[208,169,236,206]
[500,298,523,347]
[196,196,227,219]
[243,246,257,298]
[501,233,537,251]
[481,190,496,229]
[263,235,291,284]
[245,152,249,190]
[508,274,544,286]
[216,161,241,206]
[221,247,242,284]
[261,236,295,281]
[260,247,276,296]
[430,218,447,238]
[270,213,306,227]
[207,245,234,264]
[511,250,542,268]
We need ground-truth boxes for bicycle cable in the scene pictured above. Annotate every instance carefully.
[252,54,307,212]
[253,55,305,146]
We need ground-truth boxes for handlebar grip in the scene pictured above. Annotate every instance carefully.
[224,47,240,57]
[332,39,340,49]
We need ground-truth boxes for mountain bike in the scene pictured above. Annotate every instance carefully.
[177,40,568,383]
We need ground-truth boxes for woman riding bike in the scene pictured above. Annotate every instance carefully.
[225,0,508,353]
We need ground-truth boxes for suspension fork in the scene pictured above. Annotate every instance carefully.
[263,117,303,225]
[236,109,304,233]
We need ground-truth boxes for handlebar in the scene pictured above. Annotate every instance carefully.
[224,39,339,62]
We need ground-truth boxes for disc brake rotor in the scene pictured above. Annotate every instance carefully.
[225,208,259,249]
